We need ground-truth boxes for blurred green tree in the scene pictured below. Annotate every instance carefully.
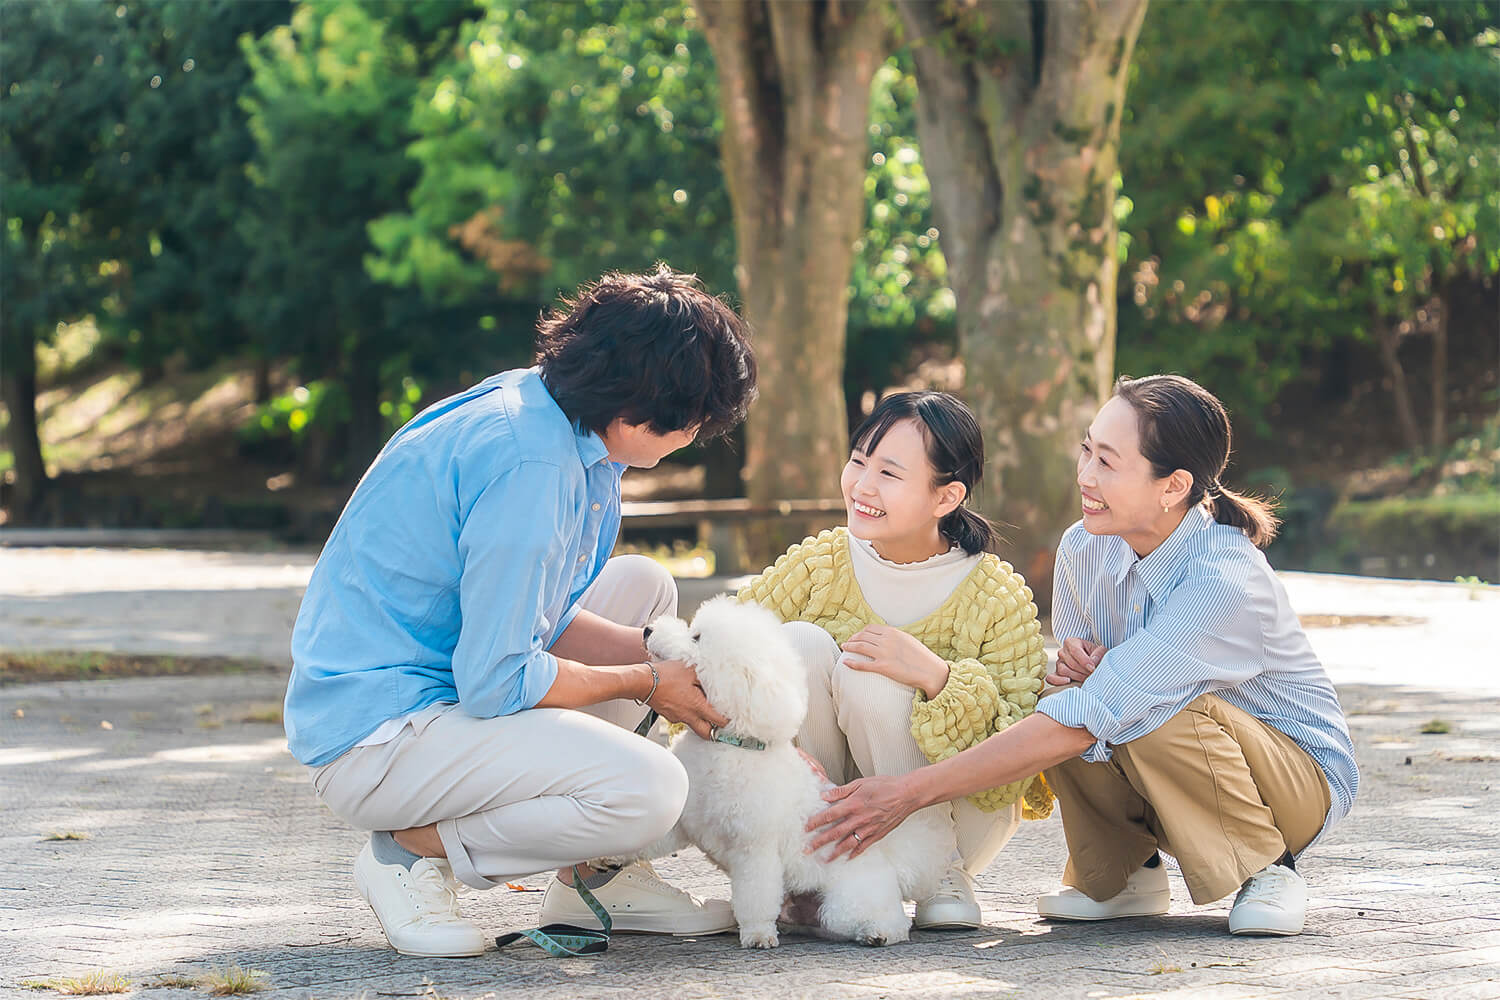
[237,0,478,479]
[0,1,120,521]
[1117,0,1499,453]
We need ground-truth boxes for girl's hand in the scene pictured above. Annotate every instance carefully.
[1047,637,1106,686]
[805,775,919,861]
[840,625,949,698]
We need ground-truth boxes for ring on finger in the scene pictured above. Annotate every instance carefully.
[852,831,863,844]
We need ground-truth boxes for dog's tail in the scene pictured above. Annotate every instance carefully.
[878,810,948,901]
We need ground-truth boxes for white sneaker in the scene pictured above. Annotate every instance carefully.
[539,860,736,935]
[914,866,982,930]
[353,841,486,957]
[1229,863,1306,936]
[1036,861,1171,921]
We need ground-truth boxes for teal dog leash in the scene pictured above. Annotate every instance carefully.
[494,865,612,957]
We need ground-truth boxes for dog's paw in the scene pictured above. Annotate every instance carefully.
[738,924,780,949]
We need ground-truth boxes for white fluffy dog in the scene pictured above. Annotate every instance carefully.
[636,596,946,948]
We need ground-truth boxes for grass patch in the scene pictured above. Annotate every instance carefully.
[198,965,268,995]
[41,831,90,842]
[20,971,130,995]
[0,652,279,687]
[239,704,283,725]
[1420,719,1453,734]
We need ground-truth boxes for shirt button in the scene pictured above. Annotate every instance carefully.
[1133,605,1141,613]
[591,503,601,511]
[578,554,587,563]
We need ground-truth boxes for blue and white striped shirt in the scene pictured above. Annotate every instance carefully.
[1038,506,1358,836]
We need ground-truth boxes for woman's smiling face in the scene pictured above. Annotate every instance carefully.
[1077,395,1173,542]
[840,418,960,560]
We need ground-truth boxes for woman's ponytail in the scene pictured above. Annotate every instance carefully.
[1205,482,1280,549]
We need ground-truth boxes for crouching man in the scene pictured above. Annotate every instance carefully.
[283,266,757,956]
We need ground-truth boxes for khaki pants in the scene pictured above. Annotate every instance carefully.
[310,555,684,890]
[1043,693,1331,905]
[782,620,1022,876]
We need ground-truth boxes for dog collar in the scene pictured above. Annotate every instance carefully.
[633,710,768,751]
[709,725,767,752]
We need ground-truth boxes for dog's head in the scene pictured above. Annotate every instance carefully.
[645,596,807,745]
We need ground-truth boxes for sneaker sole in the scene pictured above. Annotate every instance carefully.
[913,920,982,931]
[1230,923,1303,937]
[1037,898,1170,922]
[355,867,486,958]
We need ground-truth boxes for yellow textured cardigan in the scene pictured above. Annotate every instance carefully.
[737,528,1054,818]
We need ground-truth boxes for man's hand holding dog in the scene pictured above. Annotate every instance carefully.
[840,626,949,699]
[648,658,729,741]
[805,774,918,861]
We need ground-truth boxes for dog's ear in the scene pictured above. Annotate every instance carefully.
[690,599,807,743]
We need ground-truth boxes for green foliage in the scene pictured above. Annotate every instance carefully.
[368,0,734,302]
[1117,1,1500,426]
[846,56,957,411]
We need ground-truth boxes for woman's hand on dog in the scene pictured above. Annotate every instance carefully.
[839,626,950,699]
[804,774,917,861]
[1046,637,1106,686]
[649,658,730,741]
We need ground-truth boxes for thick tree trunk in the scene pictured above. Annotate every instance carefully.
[0,327,50,524]
[699,0,892,564]
[895,0,1148,599]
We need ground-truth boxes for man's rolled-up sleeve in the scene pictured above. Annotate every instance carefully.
[450,462,569,717]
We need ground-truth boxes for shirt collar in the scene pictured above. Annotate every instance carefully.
[1134,505,1213,602]
[573,424,611,469]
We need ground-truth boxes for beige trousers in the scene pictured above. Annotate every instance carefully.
[1043,692,1332,905]
[782,620,1022,876]
[310,555,684,890]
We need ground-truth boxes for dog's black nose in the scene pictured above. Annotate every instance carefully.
[642,626,653,640]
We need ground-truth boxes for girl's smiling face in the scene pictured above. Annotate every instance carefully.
[840,418,964,563]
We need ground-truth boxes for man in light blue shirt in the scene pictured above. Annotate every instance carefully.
[285,267,757,957]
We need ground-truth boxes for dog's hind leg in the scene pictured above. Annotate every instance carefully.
[818,863,910,946]
[725,848,785,949]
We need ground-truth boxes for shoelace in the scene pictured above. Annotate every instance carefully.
[406,862,464,921]
[626,860,698,901]
[931,870,970,902]
[1236,867,1293,905]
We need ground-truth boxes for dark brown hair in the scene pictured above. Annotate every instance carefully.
[851,391,1000,555]
[1113,374,1280,548]
[537,265,757,439]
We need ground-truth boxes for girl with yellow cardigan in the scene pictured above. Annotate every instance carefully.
[737,391,1051,930]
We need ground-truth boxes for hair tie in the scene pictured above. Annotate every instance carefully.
[1206,479,1223,496]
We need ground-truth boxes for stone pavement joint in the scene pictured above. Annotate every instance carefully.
[2,547,1499,998]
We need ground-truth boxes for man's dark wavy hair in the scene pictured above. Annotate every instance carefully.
[536,265,757,440]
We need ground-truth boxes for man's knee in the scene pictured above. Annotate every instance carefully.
[611,741,690,847]
[607,553,679,619]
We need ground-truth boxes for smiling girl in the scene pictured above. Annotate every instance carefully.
[738,391,1050,930]
[806,375,1358,938]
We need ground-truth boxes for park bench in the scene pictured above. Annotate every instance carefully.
[619,497,845,575]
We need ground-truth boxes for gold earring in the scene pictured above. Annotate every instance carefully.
[1162,503,1169,513]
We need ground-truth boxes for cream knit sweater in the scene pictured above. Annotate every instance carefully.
[738,527,1053,816]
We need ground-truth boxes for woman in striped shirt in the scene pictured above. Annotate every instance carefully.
[807,374,1358,938]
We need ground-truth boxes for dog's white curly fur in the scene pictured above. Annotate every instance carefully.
[634,596,946,949]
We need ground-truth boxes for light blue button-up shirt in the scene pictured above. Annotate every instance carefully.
[284,368,623,767]
[1038,507,1359,837]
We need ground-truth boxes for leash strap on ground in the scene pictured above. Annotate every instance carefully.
[494,866,612,957]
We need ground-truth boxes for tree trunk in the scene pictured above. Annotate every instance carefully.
[895,0,1148,599]
[1373,311,1423,456]
[1429,286,1448,456]
[0,327,50,524]
[698,0,892,564]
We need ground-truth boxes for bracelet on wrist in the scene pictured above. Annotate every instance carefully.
[634,661,659,706]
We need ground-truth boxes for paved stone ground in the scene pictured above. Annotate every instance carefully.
[2,547,1499,999]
